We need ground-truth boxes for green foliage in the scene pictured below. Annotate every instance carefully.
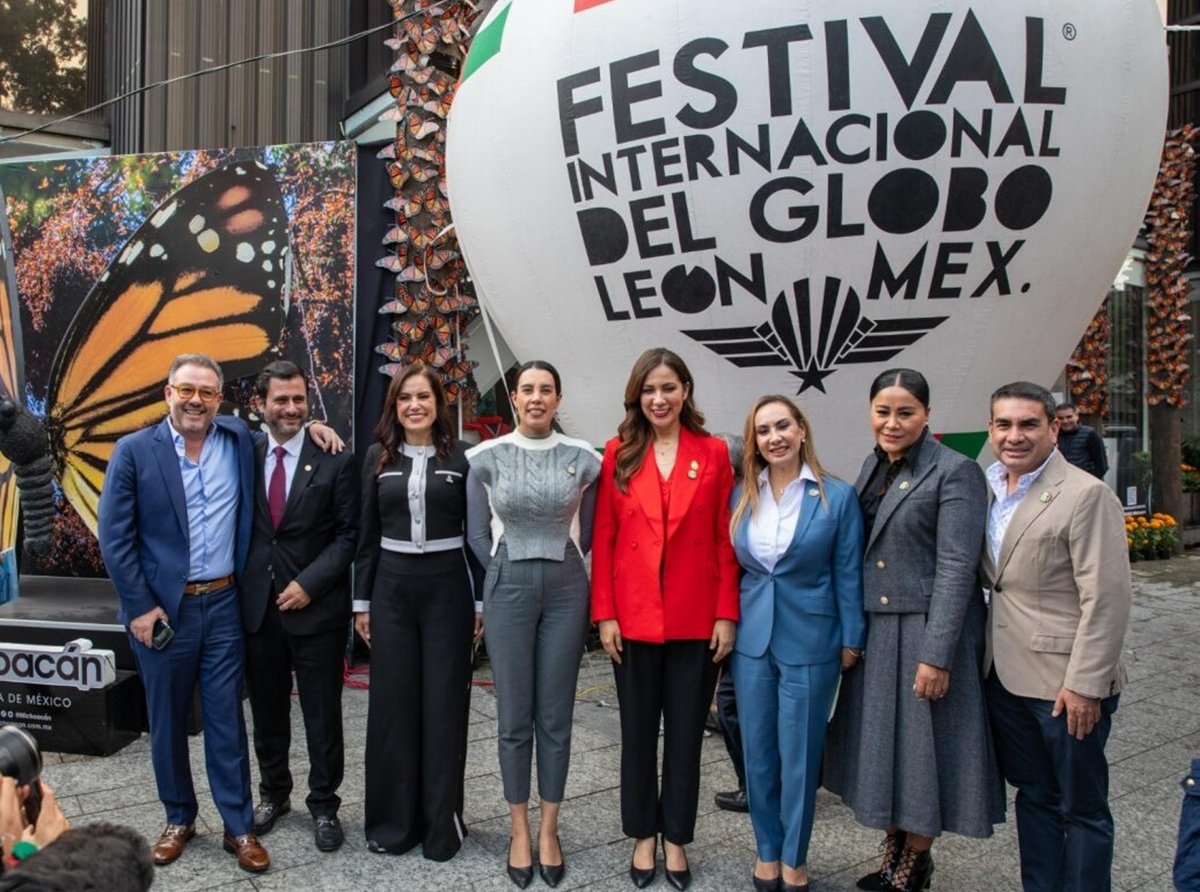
[0,0,88,115]
[1132,450,1153,490]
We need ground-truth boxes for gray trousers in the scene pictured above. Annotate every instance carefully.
[482,543,589,804]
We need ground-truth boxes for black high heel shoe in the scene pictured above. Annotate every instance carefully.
[889,845,934,892]
[539,835,565,888]
[856,830,906,891]
[751,871,781,891]
[506,837,534,889]
[662,838,691,891]
[629,837,657,888]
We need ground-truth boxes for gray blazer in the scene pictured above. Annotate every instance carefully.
[855,432,988,669]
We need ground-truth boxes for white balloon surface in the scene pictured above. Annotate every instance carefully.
[447,0,1167,472]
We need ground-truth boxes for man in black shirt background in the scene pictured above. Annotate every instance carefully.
[1055,402,1109,479]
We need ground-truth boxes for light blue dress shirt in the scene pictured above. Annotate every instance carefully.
[170,420,238,581]
[985,452,1056,566]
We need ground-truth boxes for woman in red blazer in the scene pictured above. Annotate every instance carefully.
[592,347,739,891]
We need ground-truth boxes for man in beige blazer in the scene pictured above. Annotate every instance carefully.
[981,381,1131,892]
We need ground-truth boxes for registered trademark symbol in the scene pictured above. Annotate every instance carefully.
[1063,23,1077,40]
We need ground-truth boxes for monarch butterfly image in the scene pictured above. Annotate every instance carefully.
[0,145,358,575]
[0,162,289,553]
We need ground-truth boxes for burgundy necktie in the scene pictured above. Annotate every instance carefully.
[268,445,287,529]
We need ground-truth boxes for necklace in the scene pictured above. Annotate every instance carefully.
[771,470,800,498]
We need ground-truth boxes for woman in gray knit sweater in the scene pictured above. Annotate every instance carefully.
[466,360,601,889]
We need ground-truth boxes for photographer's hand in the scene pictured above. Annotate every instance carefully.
[0,777,25,858]
[28,781,68,849]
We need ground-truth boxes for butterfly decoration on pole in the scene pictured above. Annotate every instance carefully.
[375,0,482,409]
[1143,124,1198,410]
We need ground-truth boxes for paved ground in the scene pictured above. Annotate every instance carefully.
[38,556,1198,891]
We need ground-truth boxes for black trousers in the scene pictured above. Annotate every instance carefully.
[614,639,720,844]
[715,658,745,790]
[986,673,1118,892]
[364,550,474,861]
[244,603,347,818]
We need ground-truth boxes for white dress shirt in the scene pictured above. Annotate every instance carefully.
[265,431,303,501]
[747,463,818,572]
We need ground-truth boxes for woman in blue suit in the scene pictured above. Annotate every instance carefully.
[730,396,865,892]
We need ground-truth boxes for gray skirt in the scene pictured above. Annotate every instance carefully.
[823,606,1005,839]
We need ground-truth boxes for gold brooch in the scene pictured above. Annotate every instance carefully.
[1039,491,1053,503]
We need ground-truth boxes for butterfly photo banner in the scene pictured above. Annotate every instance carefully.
[446,0,1168,470]
[0,142,357,577]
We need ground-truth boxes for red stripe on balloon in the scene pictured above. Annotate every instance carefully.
[574,0,621,10]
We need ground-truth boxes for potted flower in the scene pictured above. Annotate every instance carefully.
[1126,515,1151,560]
[1151,513,1180,558]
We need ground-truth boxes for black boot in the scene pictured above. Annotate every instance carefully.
[855,830,905,891]
[889,845,934,892]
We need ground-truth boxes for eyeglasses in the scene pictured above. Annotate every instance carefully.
[171,384,221,403]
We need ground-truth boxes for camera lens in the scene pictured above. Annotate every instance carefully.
[0,725,42,787]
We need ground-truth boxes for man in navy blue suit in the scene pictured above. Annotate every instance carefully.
[99,353,337,873]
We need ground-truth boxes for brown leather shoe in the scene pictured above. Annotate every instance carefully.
[223,831,270,873]
[152,824,195,865]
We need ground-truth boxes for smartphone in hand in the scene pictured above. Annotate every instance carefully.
[151,618,174,650]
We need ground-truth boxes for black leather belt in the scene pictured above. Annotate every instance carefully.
[184,574,235,595]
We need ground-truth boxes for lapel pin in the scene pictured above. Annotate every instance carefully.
[809,487,819,497]
[304,464,312,472]
[566,464,576,475]
[899,480,910,491]
[688,469,698,479]
[690,460,699,470]
[1039,491,1053,503]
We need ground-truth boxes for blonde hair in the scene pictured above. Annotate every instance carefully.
[730,395,831,537]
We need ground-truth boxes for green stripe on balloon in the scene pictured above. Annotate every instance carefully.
[935,431,989,460]
[461,2,511,83]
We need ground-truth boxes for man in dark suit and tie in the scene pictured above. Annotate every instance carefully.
[242,360,357,852]
[98,354,270,872]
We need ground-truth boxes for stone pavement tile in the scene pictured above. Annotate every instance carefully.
[1110,699,1200,753]
[1113,770,1185,891]
[1127,873,1178,891]
[52,793,82,819]
[468,715,496,744]
[549,788,630,851]
[249,847,487,892]
[918,850,1025,892]
[1118,665,1200,706]
[462,772,511,825]
[565,740,621,791]
[570,719,621,755]
[1111,737,1200,798]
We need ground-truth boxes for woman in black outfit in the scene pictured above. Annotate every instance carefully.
[354,362,483,860]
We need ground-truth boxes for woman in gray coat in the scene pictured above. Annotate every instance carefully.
[824,369,1004,892]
